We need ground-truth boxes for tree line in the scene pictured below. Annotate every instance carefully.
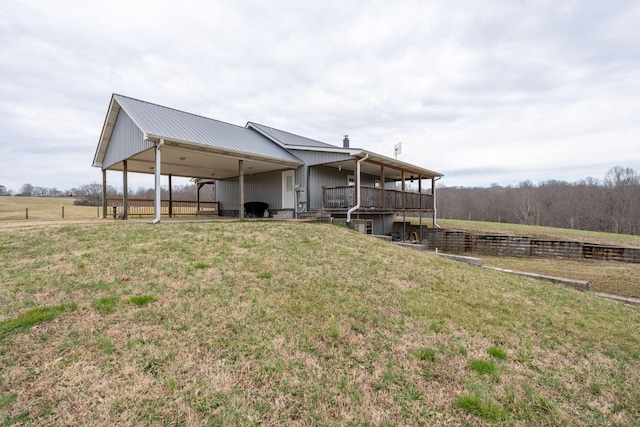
[437,166,640,235]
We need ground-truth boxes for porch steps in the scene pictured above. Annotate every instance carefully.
[272,210,294,219]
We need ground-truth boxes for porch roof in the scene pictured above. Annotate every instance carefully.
[358,151,443,180]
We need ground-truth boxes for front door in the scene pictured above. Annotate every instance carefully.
[282,170,295,209]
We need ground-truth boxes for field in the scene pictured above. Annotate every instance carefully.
[0,196,101,221]
[1,221,640,425]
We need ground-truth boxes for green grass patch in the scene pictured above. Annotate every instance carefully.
[456,394,505,421]
[97,335,115,355]
[0,303,76,340]
[488,346,507,359]
[91,296,119,315]
[0,393,18,410]
[413,347,437,362]
[127,295,156,306]
[469,359,501,380]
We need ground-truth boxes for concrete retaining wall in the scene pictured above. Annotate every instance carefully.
[392,223,640,263]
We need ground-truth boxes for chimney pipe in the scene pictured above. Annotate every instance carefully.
[343,135,349,148]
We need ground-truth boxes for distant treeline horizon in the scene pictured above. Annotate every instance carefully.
[3,166,638,236]
[438,166,639,236]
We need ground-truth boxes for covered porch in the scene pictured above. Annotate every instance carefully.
[93,94,303,222]
[316,150,441,216]
[98,141,301,222]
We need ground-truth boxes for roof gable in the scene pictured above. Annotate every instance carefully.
[94,94,301,167]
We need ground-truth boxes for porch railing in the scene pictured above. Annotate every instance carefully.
[106,198,218,217]
[322,186,433,211]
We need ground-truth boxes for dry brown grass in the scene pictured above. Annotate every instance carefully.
[483,256,640,299]
[0,196,101,221]
[1,221,640,425]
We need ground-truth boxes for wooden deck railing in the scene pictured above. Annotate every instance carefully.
[322,186,433,211]
[106,198,218,217]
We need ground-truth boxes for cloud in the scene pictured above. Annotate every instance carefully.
[1,0,639,192]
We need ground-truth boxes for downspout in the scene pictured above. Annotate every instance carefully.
[346,153,369,225]
[152,139,164,224]
[433,176,442,228]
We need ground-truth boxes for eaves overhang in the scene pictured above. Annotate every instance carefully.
[357,150,444,179]
[143,133,303,168]
[92,94,121,167]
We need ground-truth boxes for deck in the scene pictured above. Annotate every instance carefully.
[322,186,434,212]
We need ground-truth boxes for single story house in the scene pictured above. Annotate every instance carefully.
[93,94,443,234]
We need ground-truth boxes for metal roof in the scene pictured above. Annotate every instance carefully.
[247,122,338,149]
[104,94,301,164]
[93,94,442,181]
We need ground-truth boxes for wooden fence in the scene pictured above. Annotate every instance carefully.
[106,198,218,218]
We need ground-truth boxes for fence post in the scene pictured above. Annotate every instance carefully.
[97,206,100,218]
[61,205,64,219]
[26,207,28,220]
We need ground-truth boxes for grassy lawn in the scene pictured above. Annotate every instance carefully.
[1,221,640,425]
[0,196,101,221]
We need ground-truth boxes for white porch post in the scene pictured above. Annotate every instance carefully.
[152,139,164,224]
[122,160,128,220]
[239,160,244,219]
[101,169,107,219]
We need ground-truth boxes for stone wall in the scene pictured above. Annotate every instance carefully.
[392,223,640,263]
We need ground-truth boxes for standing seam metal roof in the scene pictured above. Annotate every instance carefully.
[113,94,300,163]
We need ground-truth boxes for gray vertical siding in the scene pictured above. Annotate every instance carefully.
[103,110,154,168]
[289,149,353,166]
[216,169,299,211]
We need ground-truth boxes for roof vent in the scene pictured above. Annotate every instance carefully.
[343,135,349,148]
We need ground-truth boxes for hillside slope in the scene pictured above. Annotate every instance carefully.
[1,221,639,425]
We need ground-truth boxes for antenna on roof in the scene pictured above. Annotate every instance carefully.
[394,142,402,159]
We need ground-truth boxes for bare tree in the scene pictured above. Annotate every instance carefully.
[76,183,104,206]
[20,183,34,197]
[605,166,639,234]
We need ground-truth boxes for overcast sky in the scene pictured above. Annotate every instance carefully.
[1,0,639,193]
